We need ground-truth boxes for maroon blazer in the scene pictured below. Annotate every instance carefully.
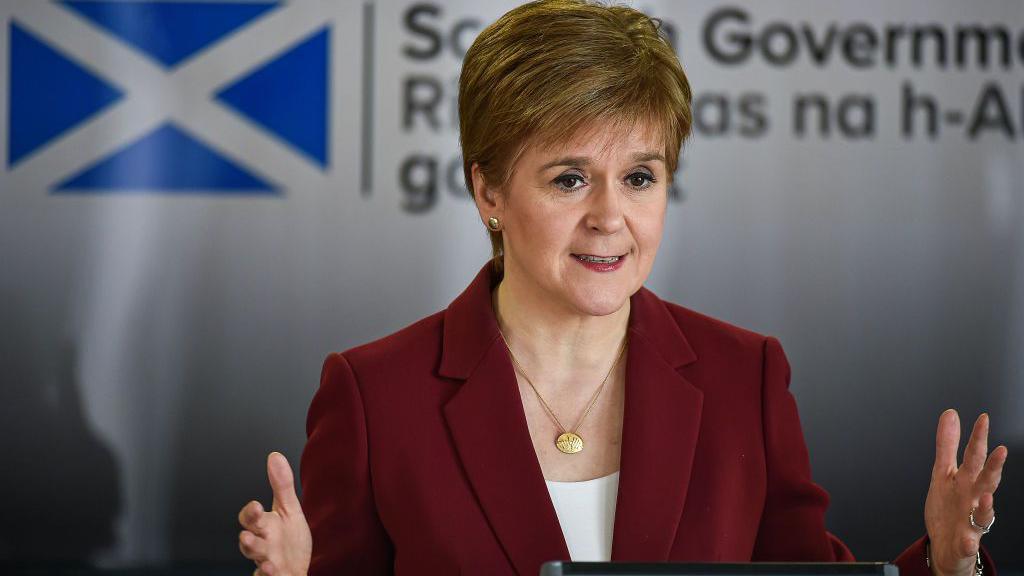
[300,263,943,575]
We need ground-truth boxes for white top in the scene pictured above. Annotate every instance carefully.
[544,471,620,561]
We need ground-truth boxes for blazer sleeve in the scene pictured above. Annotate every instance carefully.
[300,352,394,575]
[753,338,997,576]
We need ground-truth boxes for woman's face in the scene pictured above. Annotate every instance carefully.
[478,121,670,317]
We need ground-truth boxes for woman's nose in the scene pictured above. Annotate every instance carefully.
[584,181,626,235]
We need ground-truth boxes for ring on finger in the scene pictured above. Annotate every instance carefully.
[970,507,995,534]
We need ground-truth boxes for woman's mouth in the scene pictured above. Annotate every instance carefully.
[572,253,626,272]
[574,254,621,264]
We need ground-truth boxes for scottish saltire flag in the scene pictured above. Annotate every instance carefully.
[3,0,330,195]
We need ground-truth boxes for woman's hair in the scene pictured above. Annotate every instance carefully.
[459,0,693,263]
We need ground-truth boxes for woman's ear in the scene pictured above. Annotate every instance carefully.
[471,162,504,223]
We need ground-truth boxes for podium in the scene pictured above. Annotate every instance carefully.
[540,562,898,576]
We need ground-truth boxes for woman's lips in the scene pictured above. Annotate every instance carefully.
[572,253,626,272]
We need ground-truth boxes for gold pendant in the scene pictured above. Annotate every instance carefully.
[556,432,584,454]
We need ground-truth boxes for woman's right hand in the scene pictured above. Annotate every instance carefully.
[239,452,312,576]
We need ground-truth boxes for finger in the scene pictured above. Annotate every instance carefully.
[933,409,960,478]
[975,445,1008,495]
[961,413,989,479]
[259,560,277,576]
[239,500,266,534]
[972,492,995,530]
[268,452,302,517]
[238,530,267,561]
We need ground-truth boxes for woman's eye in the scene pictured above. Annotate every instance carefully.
[626,171,655,189]
[554,174,586,191]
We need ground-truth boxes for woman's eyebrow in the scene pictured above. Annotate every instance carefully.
[539,151,665,171]
[631,151,666,164]
[539,156,590,171]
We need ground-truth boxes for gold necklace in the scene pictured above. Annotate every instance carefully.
[499,332,627,454]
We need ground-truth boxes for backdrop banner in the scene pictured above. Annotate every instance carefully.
[0,0,1020,567]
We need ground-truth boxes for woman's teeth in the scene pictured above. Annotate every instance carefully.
[575,254,621,264]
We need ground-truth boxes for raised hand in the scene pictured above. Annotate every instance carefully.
[238,452,313,576]
[925,411,1008,576]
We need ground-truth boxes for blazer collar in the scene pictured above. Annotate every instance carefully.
[439,262,697,379]
[441,262,703,571]
[438,261,504,380]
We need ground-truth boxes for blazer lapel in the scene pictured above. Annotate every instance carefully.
[611,288,703,561]
[441,263,569,574]
[439,265,704,568]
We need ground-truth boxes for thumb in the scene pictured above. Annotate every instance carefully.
[267,451,302,516]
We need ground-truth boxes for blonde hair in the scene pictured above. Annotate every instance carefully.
[459,0,693,266]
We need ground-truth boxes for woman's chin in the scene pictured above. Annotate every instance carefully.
[567,288,631,318]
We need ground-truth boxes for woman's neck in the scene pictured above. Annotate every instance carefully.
[492,268,629,388]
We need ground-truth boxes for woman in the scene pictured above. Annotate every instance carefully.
[237,1,1008,575]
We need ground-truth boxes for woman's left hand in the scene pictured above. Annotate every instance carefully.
[925,410,1008,576]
